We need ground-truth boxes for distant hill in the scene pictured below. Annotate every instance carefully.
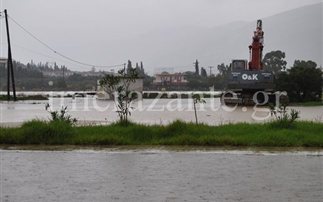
[114,3,322,73]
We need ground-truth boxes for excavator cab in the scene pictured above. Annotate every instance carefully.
[231,60,248,71]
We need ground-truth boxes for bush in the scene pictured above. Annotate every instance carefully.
[20,120,75,144]
[100,68,139,124]
[45,104,77,125]
[269,103,300,129]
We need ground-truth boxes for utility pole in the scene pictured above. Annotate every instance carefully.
[6,47,10,100]
[4,9,16,101]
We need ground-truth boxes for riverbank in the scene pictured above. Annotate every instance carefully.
[1,120,322,147]
[0,94,48,101]
[289,101,323,106]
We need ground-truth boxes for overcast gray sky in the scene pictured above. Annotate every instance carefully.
[0,0,321,72]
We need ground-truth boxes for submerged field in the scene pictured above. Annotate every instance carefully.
[1,120,323,147]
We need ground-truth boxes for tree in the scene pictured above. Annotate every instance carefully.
[140,61,144,72]
[200,67,207,78]
[54,62,59,71]
[217,63,230,76]
[56,78,67,89]
[100,68,139,124]
[194,59,199,75]
[143,75,154,90]
[289,60,322,102]
[185,71,209,91]
[276,60,322,102]
[263,50,287,76]
[126,60,133,75]
[135,61,145,77]
[139,61,145,77]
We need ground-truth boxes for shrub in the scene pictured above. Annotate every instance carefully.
[269,103,300,129]
[45,104,77,125]
[192,94,206,124]
[99,68,139,125]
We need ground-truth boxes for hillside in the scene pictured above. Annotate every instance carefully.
[115,3,322,73]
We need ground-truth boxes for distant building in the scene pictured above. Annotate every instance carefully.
[0,58,7,65]
[153,72,188,90]
[77,70,106,77]
[42,70,74,77]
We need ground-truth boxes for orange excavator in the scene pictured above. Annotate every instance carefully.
[223,20,274,105]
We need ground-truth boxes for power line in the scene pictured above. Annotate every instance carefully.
[1,42,122,72]
[0,41,120,71]
[3,42,93,69]
[8,43,70,62]
[1,12,219,74]
[7,14,125,69]
[13,44,115,72]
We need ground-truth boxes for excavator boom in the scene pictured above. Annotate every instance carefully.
[223,20,274,105]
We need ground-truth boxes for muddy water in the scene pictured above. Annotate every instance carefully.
[0,149,322,202]
[1,98,322,126]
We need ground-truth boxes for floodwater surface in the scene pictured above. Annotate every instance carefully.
[1,97,322,126]
[0,149,322,202]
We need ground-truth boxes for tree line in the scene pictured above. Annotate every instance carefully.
[0,54,321,103]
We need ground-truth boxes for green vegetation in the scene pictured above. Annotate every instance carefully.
[290,101,323,107]
[0,94,48,101]
[263,50,287,76]
[269,103,300,129]
[192,94,206,124]
[1,120,323,147]
[275,60,322,102]
[263,51,322,103]
[0,120,75,144]
[100,67,139,124]
[45,104,77,125]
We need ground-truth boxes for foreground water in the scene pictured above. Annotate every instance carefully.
[0,149,322,202]
[1,97,323,126]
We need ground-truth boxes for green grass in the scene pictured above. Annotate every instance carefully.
[1,120,323,147]
[289,101,323,107]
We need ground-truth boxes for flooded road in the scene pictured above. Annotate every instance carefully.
[1,97,322,126]
[0,149,322,202]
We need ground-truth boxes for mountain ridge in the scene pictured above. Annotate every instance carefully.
[123,3,323,73]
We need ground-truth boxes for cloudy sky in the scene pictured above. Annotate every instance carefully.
[0,0,321,72]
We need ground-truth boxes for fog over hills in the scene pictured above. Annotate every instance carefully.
[5,2,322,74]
[124,3,322,74]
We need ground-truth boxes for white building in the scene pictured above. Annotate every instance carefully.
[96,77,143,100]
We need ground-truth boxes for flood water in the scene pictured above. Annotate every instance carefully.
[1,97,323,126]
[1,97,323,201]
[0,149,322,202]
